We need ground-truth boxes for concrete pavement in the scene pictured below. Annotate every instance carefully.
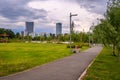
[0,46,103,80]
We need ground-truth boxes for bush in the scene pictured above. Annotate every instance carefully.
[82,43,89,47]
[67,43,82,48]
[56,42,63,44]
[78,44,82,48]
[67,44,75,48]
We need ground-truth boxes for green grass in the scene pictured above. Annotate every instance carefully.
[83,47,120,80]
[0,43,71,76]
[0,43,89,77]
[81,46,90,52]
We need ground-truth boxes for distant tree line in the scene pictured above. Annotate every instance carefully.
[0,28,23,42]
[0,28,90,43]
[32,32,89,43]
[0,28,15,39]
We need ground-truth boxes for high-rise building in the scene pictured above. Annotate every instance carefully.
[21,31,24,37]
[25,22,34,36]
[56,23,62,36]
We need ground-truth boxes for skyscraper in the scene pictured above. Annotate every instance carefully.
[25,22,34,36]
[56,23,62,36]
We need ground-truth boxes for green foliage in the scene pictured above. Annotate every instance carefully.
[82,43,89,47]
[66,43,89,48]
[0,28,15,39]
[24,36,32,42]
[57,32,89,43]
[93,0,120,57]
[15,32,21,39]
[33,34,55,41]
[83,47,120,80]
[67,44,76,48]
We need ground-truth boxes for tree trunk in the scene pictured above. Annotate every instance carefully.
[117,49,120,61]
[112,45,116,56]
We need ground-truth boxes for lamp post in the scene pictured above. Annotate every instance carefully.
[89,23,94,47]
[70,12,78,52]
[89,27,91,47]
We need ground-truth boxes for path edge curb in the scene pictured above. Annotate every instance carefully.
[78,47,103,80]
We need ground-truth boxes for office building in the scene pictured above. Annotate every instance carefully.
[21,31,24,37]
[56,23,62,36]
[25,22,34,36]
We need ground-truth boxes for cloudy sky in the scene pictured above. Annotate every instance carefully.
[0,0,108,33]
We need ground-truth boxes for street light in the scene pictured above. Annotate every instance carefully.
[89,23,94,47]
[89,27,91,47]
[70,12,78,52]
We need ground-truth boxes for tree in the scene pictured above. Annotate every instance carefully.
[94,19,117,56]
[0,28,15,39]
[93,0,120,59]
[15,32,21,39]
[107,0,120,58]
[24,36,32,42]
[0,28,4,34]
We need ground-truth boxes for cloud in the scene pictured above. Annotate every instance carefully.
[0,0,49,32]
[27,0,107,32]
[77,0,108,15]
[0,0,48,20]
[0,0,107,33]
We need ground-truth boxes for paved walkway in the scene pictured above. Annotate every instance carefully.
[0,46,103,80]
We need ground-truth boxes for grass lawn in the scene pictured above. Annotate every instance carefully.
[0,43,89,77]
[82,47,120,80]
[0,43,71,76]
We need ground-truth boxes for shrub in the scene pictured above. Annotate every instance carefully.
[82,43,89,47]
[67,44,75,48]
[67,43,82,48]
[56,41,63,44]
